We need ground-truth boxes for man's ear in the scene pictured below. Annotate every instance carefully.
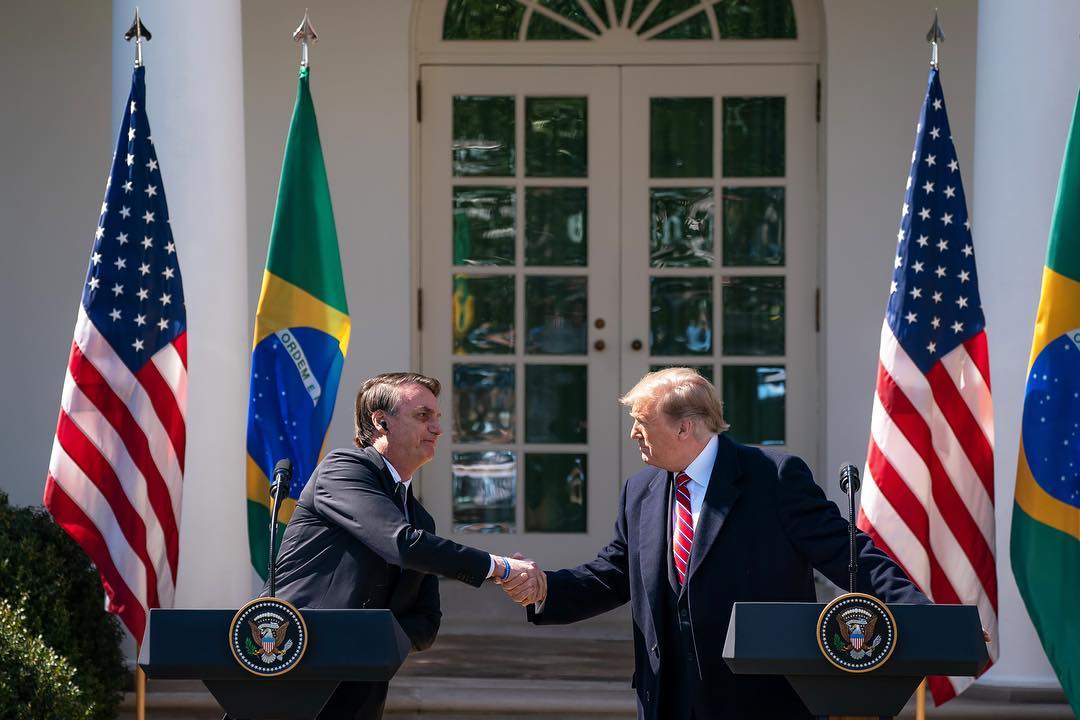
[677,418,694,439]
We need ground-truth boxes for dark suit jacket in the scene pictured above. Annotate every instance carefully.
[530,435,928,720]
[267,446,491,651]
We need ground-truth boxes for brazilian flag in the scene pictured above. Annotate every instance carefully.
[1012,90,1080,716]
[246,66,350,579]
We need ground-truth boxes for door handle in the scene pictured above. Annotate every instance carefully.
[594,339,606,351]
[631,339,643,351]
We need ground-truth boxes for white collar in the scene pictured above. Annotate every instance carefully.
[680,435,719,488]
[381,454,412,491]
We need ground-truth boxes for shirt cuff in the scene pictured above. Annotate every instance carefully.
[486,555,496,579]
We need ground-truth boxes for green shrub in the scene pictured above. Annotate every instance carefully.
[0,492,126,720]
[0,598,91,720]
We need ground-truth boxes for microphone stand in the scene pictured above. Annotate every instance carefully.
[839,464,861,593]
[267,460,292,598]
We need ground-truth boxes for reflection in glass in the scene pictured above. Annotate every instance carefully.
[452,451,516,533]
[453,187,516,266]
[654,11,712,39]
[526,97,588,178]
[651,98,713,178]
[453,364,515,443]
[525,187,588,266]
[526,454,587,532]
[527,9,589,39]
[722,187,784,266]
[723,365,785,445]
[538,0,601,32]
[723,97,785,177]
[584,0,610,26]
[443,0,524,39]
[628,0,651,26]
[525,365,587,443]
[713,0,797,39]
[650,364,714,384]
[650,277,713,356]
[453,275,515,355]
[453,96,515,176]
[650,188,714,268]
[640,0,698,31]
[525,277,588,355]
[722,276,785,355]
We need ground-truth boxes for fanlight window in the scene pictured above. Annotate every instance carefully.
[443,0,797,41]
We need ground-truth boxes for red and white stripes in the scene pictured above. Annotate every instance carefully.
[858,320,998,704]
[45,305,186,644]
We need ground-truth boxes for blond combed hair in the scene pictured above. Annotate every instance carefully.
[619,367,729,434]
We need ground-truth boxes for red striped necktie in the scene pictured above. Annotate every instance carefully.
[673,472,694,586]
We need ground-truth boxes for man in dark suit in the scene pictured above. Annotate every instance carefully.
[268,372,545,720]
[518,368,928,719]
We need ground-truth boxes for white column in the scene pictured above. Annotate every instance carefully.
[113,0,253,607]
[972,0,1080,691]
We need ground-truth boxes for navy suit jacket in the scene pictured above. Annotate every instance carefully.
[267,446,492,651]
[531,435,928,719]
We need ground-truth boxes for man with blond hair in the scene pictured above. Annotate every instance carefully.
[524,367,927,719]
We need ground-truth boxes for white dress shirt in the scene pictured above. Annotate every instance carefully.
[672,434,719,531]
[382,457,411,523]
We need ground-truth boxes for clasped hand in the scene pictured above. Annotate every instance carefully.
[493,553,546,607]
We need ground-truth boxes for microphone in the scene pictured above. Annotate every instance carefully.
[839,463,861,494]
[839,464,861,594]
[271,458,293,500]
[267,458,293,597]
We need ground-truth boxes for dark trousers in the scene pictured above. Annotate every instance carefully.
[317,680,388,720]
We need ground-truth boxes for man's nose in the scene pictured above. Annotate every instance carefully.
[431,420,443,436]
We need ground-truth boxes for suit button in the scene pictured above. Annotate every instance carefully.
[680,608,689,621]
[645,690,651,702]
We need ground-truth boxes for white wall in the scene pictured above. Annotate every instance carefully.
[821,0,979,506]
[111,0,253,608]
[971,0,1079,692]
[0,0,112,508]
[242,0,416,459]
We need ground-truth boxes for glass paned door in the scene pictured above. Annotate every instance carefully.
[420,66,621,565]
[621,65,819,474]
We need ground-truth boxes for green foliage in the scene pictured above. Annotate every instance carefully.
[0,598,91,720]
[0,492,126,720]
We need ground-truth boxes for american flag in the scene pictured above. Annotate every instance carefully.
[857,67,997,704]
[44,66,186,645]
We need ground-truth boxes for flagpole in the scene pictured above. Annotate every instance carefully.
[926,9,944,70]
[914,15,943,720]
[124,15,154,720]
[293,9,318,69]
[135,654,146,720]
[124,7,152,68]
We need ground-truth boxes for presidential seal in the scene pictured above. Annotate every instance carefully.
[229,597,308,677]
[816,592,897,673]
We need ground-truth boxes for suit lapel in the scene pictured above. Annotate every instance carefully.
[685,434,741,586]
[638,467,670,624]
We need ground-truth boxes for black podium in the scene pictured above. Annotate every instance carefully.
[722,602,988,718]
[138,608,412,719]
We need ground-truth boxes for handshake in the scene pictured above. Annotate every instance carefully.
[490,553,547,607]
